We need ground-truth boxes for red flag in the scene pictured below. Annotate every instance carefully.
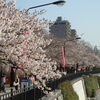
[61,47,66,68]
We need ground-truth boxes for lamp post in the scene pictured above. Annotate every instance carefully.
[27,0,66,11]
[0,66,2,77]
[0,66,2,92]
[64,37,81,53]
[10,66,26,87]
[62,37,81,72]
[10,67,15,87]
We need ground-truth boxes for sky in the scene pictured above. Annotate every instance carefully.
[8,0,100,48]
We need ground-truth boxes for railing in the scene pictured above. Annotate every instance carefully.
[0,70,100,100]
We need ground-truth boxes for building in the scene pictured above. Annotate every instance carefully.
[71,29,77,38]
[49,17,77,39]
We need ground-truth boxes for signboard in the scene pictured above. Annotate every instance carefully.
[61,47,66,68]
[21,78,29,90]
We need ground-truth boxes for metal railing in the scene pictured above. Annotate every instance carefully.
[0,70,100,100]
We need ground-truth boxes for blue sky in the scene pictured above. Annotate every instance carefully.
[8,0,100,48]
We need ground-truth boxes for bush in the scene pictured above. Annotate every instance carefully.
[82,74,98,97]
[86,87,92,97]
[91,89,95,97]
[93,67,100,71]
[58,80,79,100]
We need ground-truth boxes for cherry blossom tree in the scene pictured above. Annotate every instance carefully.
[0,0,63,93]
[44,35,100,70]
[0,0,100,94]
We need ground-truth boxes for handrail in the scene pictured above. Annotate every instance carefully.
[0,70,100,100]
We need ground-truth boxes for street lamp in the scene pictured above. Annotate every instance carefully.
[10,66,26,87]
[64,37,81,49]
[62,37,81,72]
[0,66,2,92]
[27,0,66,11]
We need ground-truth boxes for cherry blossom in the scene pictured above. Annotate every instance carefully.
[0,0,62,92]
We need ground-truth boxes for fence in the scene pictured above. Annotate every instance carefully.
[0,70,100,100]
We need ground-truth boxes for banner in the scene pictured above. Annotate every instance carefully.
[61,47,66,68]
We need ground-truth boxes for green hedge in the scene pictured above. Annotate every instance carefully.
[57,74,100,99]
[58,80,79,100]
[93,67,100,70]
[82,74,99,97]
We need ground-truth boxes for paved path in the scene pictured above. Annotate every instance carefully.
[0,84,19,95]
[0,84,21,100]
[96,89,100,100]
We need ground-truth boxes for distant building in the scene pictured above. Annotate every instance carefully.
[49,17,77,39]
[71,29,77,38]
[94,45,98,52]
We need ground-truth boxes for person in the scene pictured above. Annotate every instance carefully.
[14,75,19,90]
[28,76,33,88]
[1,75,6,93]
[28,77,33,89]
[28,75,35,86]
[28,74,36,89]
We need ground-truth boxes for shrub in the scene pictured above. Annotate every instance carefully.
[93,67,100,71]
[58,80,79,100]
[91,89,95,97]
[82,74,98,97]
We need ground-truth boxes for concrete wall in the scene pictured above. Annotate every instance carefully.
[42,77,87,100]
[41,89,63,100]
[71,77,87,100]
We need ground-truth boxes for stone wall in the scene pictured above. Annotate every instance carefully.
[71,77,87,100]
[41,77,87,100]
[41,89,63,100]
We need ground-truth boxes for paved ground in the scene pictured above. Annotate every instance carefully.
[0,84,19,95]
[96,89,100,100]
[0,84,17,100]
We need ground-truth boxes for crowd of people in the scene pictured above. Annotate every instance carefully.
[56,63,97,74]
[0,64,97,93]
[0,74,35,93]
[0,75,6,93]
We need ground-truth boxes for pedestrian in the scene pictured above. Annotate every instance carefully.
[28,74,35,88]
[13,75,19,90]
[29,78,33,86]
[28,76,33,89]
[1,75,6,93]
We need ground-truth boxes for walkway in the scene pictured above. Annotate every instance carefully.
[96,89,100,100]
[0,84,19,95]
[0,84,21,100]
